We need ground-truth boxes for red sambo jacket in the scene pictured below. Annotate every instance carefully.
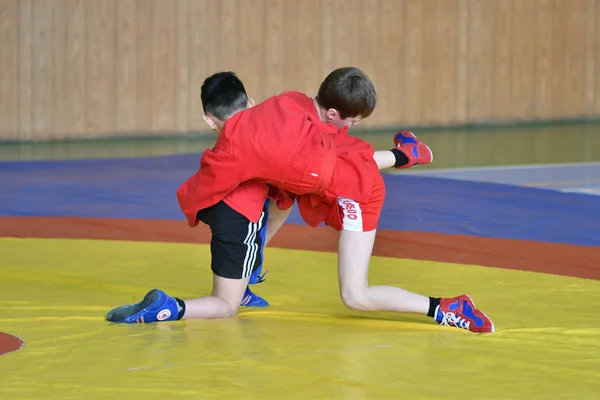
[177,91,378,228]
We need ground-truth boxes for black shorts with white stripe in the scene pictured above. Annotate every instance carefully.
[196,200,269,280]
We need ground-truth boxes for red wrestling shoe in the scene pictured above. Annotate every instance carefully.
[434,294,495,333]
[394,131,433,169]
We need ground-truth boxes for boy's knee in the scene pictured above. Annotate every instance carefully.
[210,296,240,318]
[222,301,240,318]
[226,305,239,318]
[340,287,371,311]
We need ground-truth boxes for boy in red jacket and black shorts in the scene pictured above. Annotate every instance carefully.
[106,68,494,333]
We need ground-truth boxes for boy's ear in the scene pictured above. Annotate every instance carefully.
[325,108,341,121]
[247,98,256,108]
[203,114,218,130]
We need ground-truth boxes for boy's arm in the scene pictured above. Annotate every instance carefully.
[265,201,293,246]
[264,187,296,245]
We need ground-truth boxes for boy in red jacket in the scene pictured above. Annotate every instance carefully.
[106,69,494,333]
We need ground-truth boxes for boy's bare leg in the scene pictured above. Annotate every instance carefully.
[181,275,250,319]
[336,229,495,333]
[105,275,248,323]
[265,201,293,245]
[337,229,430,314]
[106,200,266,323]
[181,203,293,319]
[373,150,397,170]
[184,200,292,315]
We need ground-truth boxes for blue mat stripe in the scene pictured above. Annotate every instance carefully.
[1,155,598,247]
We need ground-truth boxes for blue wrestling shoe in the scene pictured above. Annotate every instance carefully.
[244,267,269,307]
[106,289,180,323]
[240,286,269,307]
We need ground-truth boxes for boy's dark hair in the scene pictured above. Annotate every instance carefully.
[317,67,377,119]
[316,67,377,119]
[200,71,248,121]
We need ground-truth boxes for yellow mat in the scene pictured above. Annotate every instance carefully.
[2,238,600,399]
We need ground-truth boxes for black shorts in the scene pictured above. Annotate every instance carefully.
[196,200,269,280]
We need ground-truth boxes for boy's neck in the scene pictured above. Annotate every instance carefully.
[312,98,327,123]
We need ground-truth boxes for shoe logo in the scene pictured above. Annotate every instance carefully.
[157,309,172,321]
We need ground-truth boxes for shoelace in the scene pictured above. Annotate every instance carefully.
[255,270,269,284]
[439,311,471,330]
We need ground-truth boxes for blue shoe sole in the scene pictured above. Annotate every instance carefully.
[244,297,270,307]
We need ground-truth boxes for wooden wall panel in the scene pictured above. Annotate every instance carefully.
[64,0,86,137]
[434,0,460,124]
[0,0,19,139]
[115,0,138,133]
[293,0,323,95]
[262,0,286,102]
[595,0,600,114]
[187,0,220,131]
[492,1,513,120]
[31,0,53,138]
[455,0,469,124]
[467,0,494,122]
[403,0,427,126]
[510,0,537,120]
[535,0,556,119]
[585,0,597,115]
[151,0,178,132]
[1,0,599,141]
[376,0,404,128]
[237,0,265,101]
[135,0,153,133]
[419,0,439,124]
[215,0,242,102]
[51,0,68,137]
[17,0,33,141]
[565,0,588,116]
[85,0,116,136]
[175,0,189,134]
